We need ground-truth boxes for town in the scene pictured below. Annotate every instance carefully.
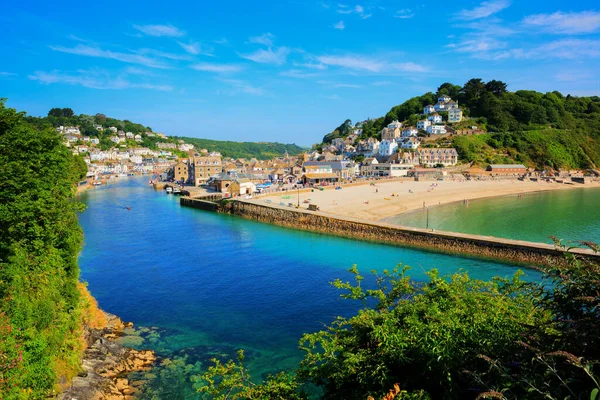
[62,92,597,198]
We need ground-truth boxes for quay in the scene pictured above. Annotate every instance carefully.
[180,196,600,267]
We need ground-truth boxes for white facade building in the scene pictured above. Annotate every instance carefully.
[426,125,447,135]
[448,108,463,123]
[428,114,443,124]
[417,120,432,130]
[378,139,398,157]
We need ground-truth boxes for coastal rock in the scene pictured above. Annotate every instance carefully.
[57,313,156,400]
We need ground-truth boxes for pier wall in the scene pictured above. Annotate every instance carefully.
[222,200,599,267]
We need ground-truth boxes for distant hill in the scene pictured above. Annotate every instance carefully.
[320,79,600,170]
[172,136,305,160]
[22,108,305,159]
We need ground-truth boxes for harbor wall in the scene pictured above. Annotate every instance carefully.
[220,200,599,267]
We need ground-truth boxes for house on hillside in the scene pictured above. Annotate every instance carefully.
[448,108,463,123]
[428,114,443,124]
[426,125,447,135]
[423,105,435,114]
[417,120,432,130]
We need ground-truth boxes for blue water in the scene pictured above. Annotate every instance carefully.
[384,188,600,244]
[77,178,539,397]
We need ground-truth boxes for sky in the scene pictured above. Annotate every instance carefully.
[1,0,599,146]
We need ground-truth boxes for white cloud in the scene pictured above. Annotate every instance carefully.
[177,40,212,56]
[192,63,242,73]
[219,79,265,96]
[317,54,428,74]
[137,48,191,61]
[333,21,346,30]
[29,69,173,91]
[455,0,510,20]
[50,44,169,68]
[523,11,600,35]
[392,62,428,73]
[318,80,363,88]
[336,4,369,18]
[553,71,593,82]
[0,72,18,77]
[280,69,321,78]
[248,33,275,46]
[133,24,185,37]
[457,39,600,60]
[394,9,414,19]
[294,62,327,70]
[239,47,290,65]
[318,55,381,71]
[323,94,341,100]
[449,38,506,54]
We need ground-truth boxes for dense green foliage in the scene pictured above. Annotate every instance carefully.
[172,136,305,160]
[0,101,87,398]
[197,249,600,399]
[320,79,600,170]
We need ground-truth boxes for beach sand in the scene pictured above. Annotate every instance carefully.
[253,178,600,221]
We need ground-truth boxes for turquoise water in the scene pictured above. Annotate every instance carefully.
[77,178,538,398]
[384,188,600,245]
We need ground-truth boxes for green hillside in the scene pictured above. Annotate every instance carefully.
[322,79,600,170]
[22,108,304,160]
[172,136,305,160]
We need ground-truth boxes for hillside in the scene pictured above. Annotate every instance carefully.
[22,108,304,160]
[321,79,600,170]
[172,136,304,160]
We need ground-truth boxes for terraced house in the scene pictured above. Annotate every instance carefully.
[416,148,458,167]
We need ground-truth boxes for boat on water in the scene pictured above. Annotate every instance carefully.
[166,186,173,194]
[172,187,182,195]
[93,181,102,186]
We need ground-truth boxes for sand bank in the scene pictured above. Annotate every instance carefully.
[253,178,600,221]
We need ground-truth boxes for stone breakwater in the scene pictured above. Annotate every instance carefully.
[58,313,156,400]
[181,197,599,267]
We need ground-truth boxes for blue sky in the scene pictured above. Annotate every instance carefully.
[1,0,599,145]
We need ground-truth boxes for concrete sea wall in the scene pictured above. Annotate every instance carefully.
[180,197,599,267]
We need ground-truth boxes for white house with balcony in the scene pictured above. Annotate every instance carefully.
[417,120,432,130]
[378,139,398,158]
[400,138,420,150]
[423,105,435,114]
[426,125,447,135]
[401,127,418,137]
[428,114,443,124]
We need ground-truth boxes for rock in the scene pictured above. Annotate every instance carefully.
[57,311,155,400]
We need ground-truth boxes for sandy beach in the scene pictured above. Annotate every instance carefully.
[253,178,600,221]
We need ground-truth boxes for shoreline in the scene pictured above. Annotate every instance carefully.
[254,178,600,222]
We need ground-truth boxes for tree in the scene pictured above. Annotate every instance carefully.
[485,80,508,96]
[436,82,461,99]
[460,78,486,107]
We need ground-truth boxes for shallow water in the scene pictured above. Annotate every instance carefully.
[384,187,600,245]
[78,177,541,398]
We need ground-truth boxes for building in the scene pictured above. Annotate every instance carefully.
[378,139,398,158]
[365,162,414,177]
[302,163,339,185]
[428,114,443,124]
[417,148,458,167]
[190,156,222,185]
[448,108,463,123]
[423,105,435,115]
[381,120,403,140]
[426,125,447,135]
[487,164,527,174]
[417,120,431,130]
[173,161,189,183]
[399,138,420,150]
[401,127,418,137]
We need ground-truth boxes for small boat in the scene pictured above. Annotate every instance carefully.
[172,187,182,195]
[93,181,102,186]
[166,186,173,193]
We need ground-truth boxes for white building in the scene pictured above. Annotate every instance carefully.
[108,126,118,133]
[90,138,100,145]
[426,125,447,135]
[401,127,418,137]
[448,108,463,123]
[438,95,451,103]
[428,114,443,124]
[126,131,134,139]
[378,139,398,157]
[400,138,420,150]
[417,120,432,130]
[423,105,435,115]
[387,120,403,129]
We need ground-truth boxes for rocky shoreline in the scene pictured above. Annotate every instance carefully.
[58,313,156,400]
